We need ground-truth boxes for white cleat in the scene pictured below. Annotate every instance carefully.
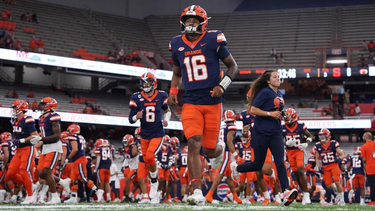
[211,199,220,204]
[59,178,71,195]
[211,141,225,169]
[150,194,159,204]
[0,189,6,203]
[337,200,346,206]
[64,196,78,204]
[149,179,159,199]
[186,189,206,206]
[21,195,35,204]
[96,190,104,203]
[302,192,311,205]
[138,197,151,204]
[10,195,17,204]
[45,194,61,204]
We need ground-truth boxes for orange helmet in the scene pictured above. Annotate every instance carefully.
[183,146,188,153]
[223,110,236,123]
[246,89,252,101]
[163,135,170,146]
[310,148,316,156]
[242,131,251,144]
[67,124,80,135]
[11,99,28,115]
[95,138,110,148]
[0,132,12,143]
[122,134,135,147]
[318,128,331,142]
[39,97,57,112]
[170,137,180,148]
[60,131,69,141]
[354,147,361,155]
[285,108,298,123]
[180,5,209,34]
[140,72,157,93]
[134,127,141,136]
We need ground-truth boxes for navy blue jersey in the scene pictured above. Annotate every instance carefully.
[282,122,306,150]
[157,146,172,165]
[62,140,71,156]
[12,115,37,148]
[68,134,85,162]
[240,110,255,127]
[129,90,168,140]
[252,87,284,135]
[314,140,339,166]
[306,156,316,176]
[95,147,112,169]
[169,31,229,105]
[220,123,237,152]
[38,112,61,144]
[350,154,364,175]
[123,145,136,159]
[178,152,188,168]
[1,141,17,164]
[235,142,252,162]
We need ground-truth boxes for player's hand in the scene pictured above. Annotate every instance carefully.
[211,86,224,98]
[235,155,245,165]
[270,111,282,119]
[285,139,296,147]
[318,167,324,174]
[136,110,143,119]
[30,135,42,144]
[64,158,70,164]
[298,143,308,150]
[168,94,178,105]
[163,120,168,127]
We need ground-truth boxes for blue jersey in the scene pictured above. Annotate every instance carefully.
[282,122,306,150]
[221,123,237,152]
[129,90,168,140]
[252,87,284,135]
[38,112,61,144]
[1,140,17,164]
[306,156,317,176]
[123,145,136,159]
[169,31,229,105]
[350,154,364,175]
[178,152,188,168]
[314,140,339,166]
[235,142,252,162]
[62,140,70,157]
[68,134,85,162]
[240,110,255,127]
[12,115,37,148]
[95,147,112,169]
[157,146,172,165]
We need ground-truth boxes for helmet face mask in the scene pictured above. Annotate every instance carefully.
[122,134,134,147]
[285,108,298,124]
[39,97,57,113]
[180,5,209,34]
[12,100,28,116]
[140,72,157,93]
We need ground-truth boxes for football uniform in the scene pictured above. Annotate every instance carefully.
[123,145,139,181]
[95,147,112,184]
[136,142,148,180]
[61,140,72,179]
[236,142,256,183]
[157,145,173,181]
[129,90,168,167]
[304,156,317,187]
[239,110,255,128]
[178,151,189,185]
[218,123,236,176]
[282,122,307,172]
[315,140,341,186]
[38,112,62,170]
[350,154,365,189]
[68,134,88,182]
[169,30,229,149]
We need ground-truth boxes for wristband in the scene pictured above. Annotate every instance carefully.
[164,111,171,122]
[20,139,25,143]
[169,87,178,96]
[219,75,232,91]
[232,152,238,157]
[306,137,312,142]
[267,112,271,117]
[132,115,138,122]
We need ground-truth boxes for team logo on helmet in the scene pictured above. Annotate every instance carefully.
[223,110,236,123]
[11,100,29,116]
[39,97,58,113]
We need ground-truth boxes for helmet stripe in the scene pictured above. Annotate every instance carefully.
[190,5,196,11]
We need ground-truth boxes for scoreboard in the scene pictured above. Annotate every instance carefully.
[236,67,373,80]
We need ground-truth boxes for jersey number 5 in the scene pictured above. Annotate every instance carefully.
[184,55,208,82]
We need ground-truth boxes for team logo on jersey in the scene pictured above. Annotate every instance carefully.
[178,47,185,51]
[200,43,207,47]
[217,183,230,200]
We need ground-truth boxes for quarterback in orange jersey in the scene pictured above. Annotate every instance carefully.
[315,128,345,206]
[4,100,41,204]
[168,5,238,205]
[282,108,312,205]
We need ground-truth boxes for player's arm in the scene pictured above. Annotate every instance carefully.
[60,144,67,166]
[2,145,9,165]
[336,147,345,159]
[362,157,366,170]
[163,108,171,127]
[303,129,312,143]
[131,146,138,157]
[304,163,316,172]
[168,65,182,105]
[42,121,61,143]
[67,139,78,159]
[211,53,238,98]
[346,159,352,170]
[34,141,43,149]
[94,152,100,173]
[315,151,322,168]
[226,130,236,154]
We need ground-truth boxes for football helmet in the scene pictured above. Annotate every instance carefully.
[134,127,141,137]
[122,134,135,147]
[223,110,236,123]
[67,124,80,135]
[180,5,209,34]
[163,135,170,146]
[183,146,188,153]
[0,132,12,143]
[242,131,251,144]
[170,137,180,148]
[354,147,361,155]
[246,89,252,101]
[318,128,331,143]
[39,97,57,113]
[140,72,157,93]
[95,139,110,148]
[310,148,316,156]
[284,108,298,123]
[60,131,69,141]
[11,99,28,116]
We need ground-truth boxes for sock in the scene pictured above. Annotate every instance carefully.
[106,193,111,202]
[360,197,364,204]
[150,170,157,179]
[143,193,149,199]
[263,191,270,199]
[275,194,281,203]
[129,192,134,199]
[35,181,41,192]
[51,192,59,200]
[339,192,344,200]
[136,193,141,200]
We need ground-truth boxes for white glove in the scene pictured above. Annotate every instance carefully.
[298,143,308,150]
[286,139,296,147]
[30,135,42,144]
[64,158,70,164]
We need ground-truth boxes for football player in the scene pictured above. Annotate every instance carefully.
[156,135,174,202]
[122,134,139,203]
[177,146,189,202]
[129,71,171,202]
[93,139,112,203]
[347,147,365,205]
[168,5,238,205]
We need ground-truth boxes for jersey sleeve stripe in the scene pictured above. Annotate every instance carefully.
[50,116,61,121]
[25,118,35,123]
[217,33,227,42]
[163,98,168,105]
[68,136,77,141]
[129,100,138,107]
[228,126,237,130]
